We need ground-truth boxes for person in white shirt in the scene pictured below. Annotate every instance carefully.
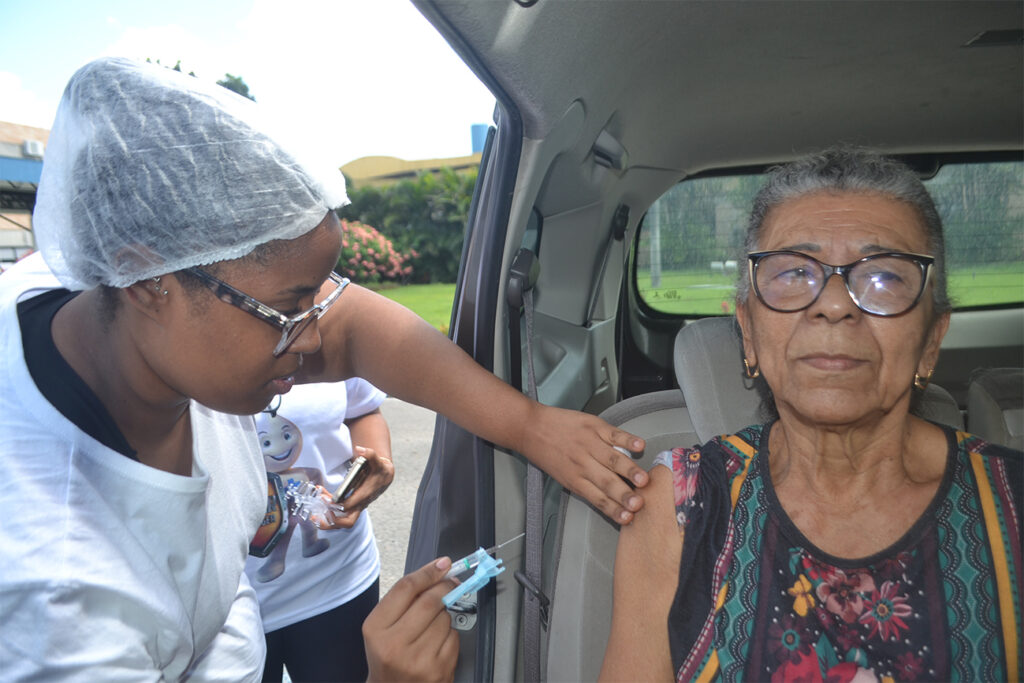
[246,379,391,682]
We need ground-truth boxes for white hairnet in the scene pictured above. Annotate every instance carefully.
[33,57,348,289]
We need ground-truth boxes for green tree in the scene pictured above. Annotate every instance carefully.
[144,59,254,102]
[144,58,195,77]
[639,173,761,271]
[217,74,256,101]
[340,167,477,283]
[930,161,1023,266]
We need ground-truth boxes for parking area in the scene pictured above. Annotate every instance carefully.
[374,397,435,592]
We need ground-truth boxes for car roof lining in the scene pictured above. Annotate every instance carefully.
[415,1,1023,175]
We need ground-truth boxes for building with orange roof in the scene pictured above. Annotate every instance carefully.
[340,123,487,188]
[341,152,482,189]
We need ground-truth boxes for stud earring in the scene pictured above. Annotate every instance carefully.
[151,276,168,296]
[743,357,760,379]
[913,368,933,391]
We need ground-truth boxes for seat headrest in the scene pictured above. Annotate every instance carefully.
[673,317,761,443]
[967,368,1024,450]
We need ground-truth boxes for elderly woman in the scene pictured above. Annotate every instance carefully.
[0,58,648,681]
[601,148,1022,682]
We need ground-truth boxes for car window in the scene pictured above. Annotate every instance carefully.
[636,160,1024,316]
[635,174,761,316]
[931,161,1023,308]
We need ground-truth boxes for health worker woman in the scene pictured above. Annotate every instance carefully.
[0,57,648,681]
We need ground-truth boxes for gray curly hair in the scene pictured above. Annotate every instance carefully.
[735,147,952,315]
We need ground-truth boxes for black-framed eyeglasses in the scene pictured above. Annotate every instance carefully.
[186,268,350,356]
[748,250,934,317]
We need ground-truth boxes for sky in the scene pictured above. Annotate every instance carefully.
[0,0,497,167]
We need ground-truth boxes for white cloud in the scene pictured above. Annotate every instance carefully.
[92,0,496,164]
[0,72,58,129]
[0,1,496,165]
[231,0,496,164]
[100,25,235,82]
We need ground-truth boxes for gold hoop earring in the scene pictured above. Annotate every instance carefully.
[743,358,760,379]
[913,369,933,391]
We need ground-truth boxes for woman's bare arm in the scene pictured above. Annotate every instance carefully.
[599,465,682,681]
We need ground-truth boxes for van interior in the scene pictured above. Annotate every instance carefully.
[405,2,1024,680]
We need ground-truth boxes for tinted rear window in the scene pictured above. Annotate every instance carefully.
[636,160,1024,315]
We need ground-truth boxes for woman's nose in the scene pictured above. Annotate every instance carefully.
[287,319,324,355]
[808,273,860,320]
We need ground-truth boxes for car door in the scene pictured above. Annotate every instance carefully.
[404,88,523,682]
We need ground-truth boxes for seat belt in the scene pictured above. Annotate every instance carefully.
[506,248,548,683]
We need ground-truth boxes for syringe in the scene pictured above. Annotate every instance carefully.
[445,532,526,580]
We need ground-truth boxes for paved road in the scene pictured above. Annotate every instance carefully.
[373,398,436,593]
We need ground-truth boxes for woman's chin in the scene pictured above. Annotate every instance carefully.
[781,389,890,427]
[196,391,280,417]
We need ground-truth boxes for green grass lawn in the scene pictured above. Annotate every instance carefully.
[636,269,740,315]
[373,282,457,332]
[637,264,1024,316]
[947,265,1024,308]
[370,263,1023,329]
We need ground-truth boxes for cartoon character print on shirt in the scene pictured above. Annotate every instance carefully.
[255,411,330,582]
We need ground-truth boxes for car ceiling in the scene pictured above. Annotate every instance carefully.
[415,1,1023,176]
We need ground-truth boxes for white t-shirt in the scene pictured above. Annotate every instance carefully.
[0,254,267,681]
[244,380,385,633]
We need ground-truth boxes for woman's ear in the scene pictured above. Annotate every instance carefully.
[124,276,171,323]
[735,299,757,368]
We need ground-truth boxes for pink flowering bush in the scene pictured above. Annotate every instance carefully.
[336,219,415,284]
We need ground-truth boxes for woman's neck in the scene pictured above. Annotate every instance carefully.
[767,410,948,558]
[51,290,193,475]
[771,404,945,484]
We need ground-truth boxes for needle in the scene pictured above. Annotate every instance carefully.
[446,532,526,580]
[484,532,525,556]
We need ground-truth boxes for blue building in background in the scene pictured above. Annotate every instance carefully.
[0,120,46,270]
[471,123,489,154]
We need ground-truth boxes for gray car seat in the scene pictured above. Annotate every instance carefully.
[674,317,964,440]
[967,368,1024,450]
[544,389,697,682]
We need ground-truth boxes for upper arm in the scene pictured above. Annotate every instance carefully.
[599,464,682,682]
[300,284,440,385]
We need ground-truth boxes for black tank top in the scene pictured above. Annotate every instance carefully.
[17,288,136,458]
